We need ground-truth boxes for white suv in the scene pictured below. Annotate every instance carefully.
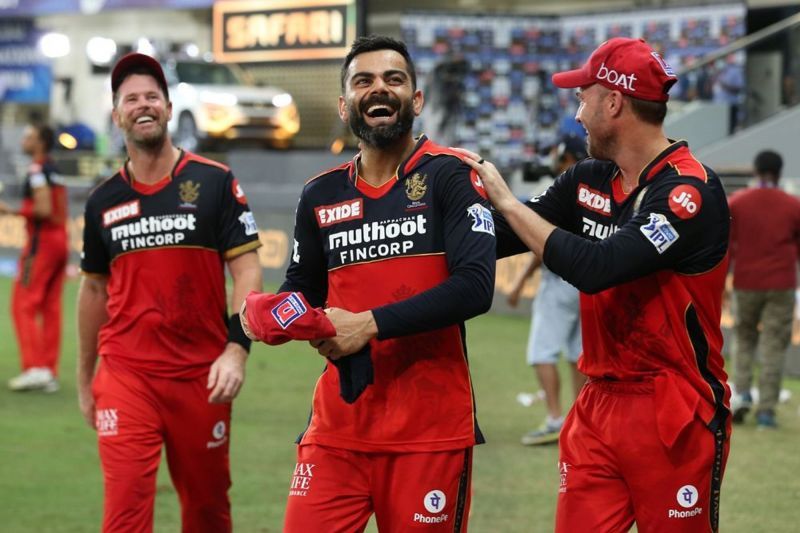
[163,59,300,150]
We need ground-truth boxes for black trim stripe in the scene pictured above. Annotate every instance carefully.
[453,448,472,533]
[685,304,728,532]
[459,322,485,445]
[684,304,728,433]
[709,426,725,532]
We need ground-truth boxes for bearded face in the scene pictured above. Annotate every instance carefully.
[113,74,171,152]
[347,91,416,149]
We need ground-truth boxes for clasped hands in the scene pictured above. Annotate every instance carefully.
[310,307,378,360]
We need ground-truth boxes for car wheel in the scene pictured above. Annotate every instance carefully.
[175,113,199,152]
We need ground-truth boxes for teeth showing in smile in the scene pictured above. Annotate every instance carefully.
[136,116,155,124]
[366,105,393,118]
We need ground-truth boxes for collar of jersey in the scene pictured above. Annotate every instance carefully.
[122,149,185,195]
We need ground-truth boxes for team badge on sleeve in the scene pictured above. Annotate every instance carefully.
[271,293,308,329]
[640,212,679,253]
[668,184,702,219]
[467,203,495,235]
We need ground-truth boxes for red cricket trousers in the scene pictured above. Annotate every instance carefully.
[556,378,729,533]
[11,237,67,374]
[284,444,473,532]
[92,360,232,533]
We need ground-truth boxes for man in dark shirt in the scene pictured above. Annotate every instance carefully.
[459,38,731,533]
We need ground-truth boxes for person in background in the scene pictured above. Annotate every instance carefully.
[507,135,588,446]
[728,150,800,429]
[1,122,68,393]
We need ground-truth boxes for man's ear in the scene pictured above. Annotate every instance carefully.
[606,90,624,119]
[338,95,348,123]
[412,89,424,116]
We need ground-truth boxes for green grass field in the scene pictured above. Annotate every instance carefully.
[1,277,798,532]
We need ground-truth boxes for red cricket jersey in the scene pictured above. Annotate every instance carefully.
[81,151,261,378]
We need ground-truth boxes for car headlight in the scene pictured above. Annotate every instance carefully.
[272,93,293,108]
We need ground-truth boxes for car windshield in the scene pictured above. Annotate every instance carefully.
[175,62,242,85]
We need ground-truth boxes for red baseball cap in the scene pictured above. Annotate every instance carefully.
[111,52,169,99]
[244,291,336,346]
[552,38,677,102]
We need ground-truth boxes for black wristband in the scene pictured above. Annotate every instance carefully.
[227,313,252,353]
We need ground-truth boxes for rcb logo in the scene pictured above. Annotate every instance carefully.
[179,180,201,205]
[405,173,427,202]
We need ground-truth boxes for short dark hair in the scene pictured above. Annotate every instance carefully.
[754,150,783,179]
[31,123,54,152]
[627,96,668,125]
[340,35,417,91]
[112,66,169,107]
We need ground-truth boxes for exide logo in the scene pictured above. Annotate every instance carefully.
[315,198,363,227]
[596,62,637,91]
[668,184,702,219]
[577,184,611,215]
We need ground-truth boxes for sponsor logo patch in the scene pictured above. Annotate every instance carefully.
[467,204,495,235]
[315,198,363,228]
[652,52,675,77]
[232,178,248,205]
[292,239,300,263]
[559,461,569,493]
[640,212,679,253]
[424,490,446,514]
[289,462,315,497]
[238,210,258,235]
[96,408,119,437]
[668,484,702,519]
[271,293,307,329]
[102,200,141,227]
[577,184,611,215]
[207,420,228,448]
[582,216,618,240]
[596,62,637,91]
[470,170,488,199]
[668,184,701,219]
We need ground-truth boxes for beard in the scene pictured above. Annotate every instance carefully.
[585,123,615,161]
[348,94,415,149]
[123,116,169,152]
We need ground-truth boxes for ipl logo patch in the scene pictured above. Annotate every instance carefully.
[677,485,699,508]
[424,490,446,514]
[271,293,308,329]
[467,204,495,236]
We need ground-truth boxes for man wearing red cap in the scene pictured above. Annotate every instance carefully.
[460,38,731,532]
[77,52,262,532]
[245,35,496,532]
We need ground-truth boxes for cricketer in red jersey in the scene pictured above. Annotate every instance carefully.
[459,38,731,533]
[243,36,495,532]
[2,123,68,393]
[77,53,262,533]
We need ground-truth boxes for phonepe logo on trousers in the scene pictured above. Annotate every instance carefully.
[328,214,427,265]
[207,420,228,449]
[669,484,703,519]
[288,463,315,497]
[414,490,449,524]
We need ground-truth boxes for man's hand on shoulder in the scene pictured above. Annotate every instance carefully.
[310,308,377,360]
[208,342,248,403]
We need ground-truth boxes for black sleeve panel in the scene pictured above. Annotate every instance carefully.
[217,171,261,256]
[495,164,580,259]
[279,189,329,308]
[543,177,729,294]
[372,163,497,339]
[80,195,111,274]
